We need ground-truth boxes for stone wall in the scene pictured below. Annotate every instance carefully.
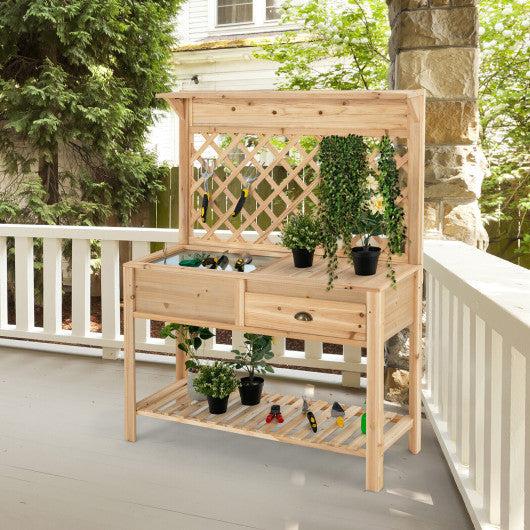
[387,0,488,248]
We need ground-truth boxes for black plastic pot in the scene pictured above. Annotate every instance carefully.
[207,395,229,414]
[238,376,264,406]
[292,248,314,268]
[351,246,381,276]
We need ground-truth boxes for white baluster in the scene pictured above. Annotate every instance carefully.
[343,345,362,388]
[468,309,478,485]
[43,238,62,334]
[305,340,322,360]
[440,284,450,421]
[425,271,433,395]
[15,237,34,331]
[71,239,91,338]
[101,240,120,359]
[474,316,486,495]
[433,278,441,411]
[484,328,502,525]
[459,303,470,466]
[0,237,7,328]
[271,336,285,358]
[448,292,457,439]
[500,344,524,529]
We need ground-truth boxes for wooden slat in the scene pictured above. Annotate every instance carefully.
[330,415,364,447]
[135,383,411,457]
[384,415,413,451]
[350,413,397,451]
[312,406,361,443]
[136,380,186,410]
[144,385,189,413]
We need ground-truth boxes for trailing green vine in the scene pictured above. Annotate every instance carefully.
[318,135,407,288]
[318,134,369,288]
[377,136,407,286]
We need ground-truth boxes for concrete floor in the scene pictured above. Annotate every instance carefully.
[0,346,472,530]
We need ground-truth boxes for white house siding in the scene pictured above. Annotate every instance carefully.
[147,0,294,164]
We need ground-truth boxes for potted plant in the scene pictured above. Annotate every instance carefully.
[192,361,240,414]
[318,134,407,287]
[160,323,214,401]
[232,333,274,405]
[279,211,321,268]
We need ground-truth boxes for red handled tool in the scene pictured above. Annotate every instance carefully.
[266,404,284,423]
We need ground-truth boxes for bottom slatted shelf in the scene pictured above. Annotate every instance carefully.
[136,380,412,457]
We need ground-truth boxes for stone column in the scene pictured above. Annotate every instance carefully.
[387,0,488,248]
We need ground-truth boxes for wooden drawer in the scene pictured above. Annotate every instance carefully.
[134,268,235,325]
[244,293,366,341]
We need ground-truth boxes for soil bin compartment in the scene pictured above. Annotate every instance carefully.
[153,250,277,273]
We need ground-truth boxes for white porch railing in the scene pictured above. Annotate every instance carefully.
[0,224,363,386]
[423,240,530,530]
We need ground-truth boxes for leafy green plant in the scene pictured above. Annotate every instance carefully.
[318,135,406,287]
[160,324,214,373]
[232,333,274,383]
[193,361,239,399]
[255,0,388,91]
[0,0,181,226]
[280,212,321,251]
[376,136,407,284]
[318,134,370,288]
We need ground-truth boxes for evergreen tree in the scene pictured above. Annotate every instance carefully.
[0,0,182,225]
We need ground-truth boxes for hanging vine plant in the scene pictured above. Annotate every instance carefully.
[318,134,407,288]
[318,134,370,288]
[377,136,407,285]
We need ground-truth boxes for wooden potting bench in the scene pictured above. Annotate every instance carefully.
[123,89,425,492]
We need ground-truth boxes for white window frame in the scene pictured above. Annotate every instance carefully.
[208,0,283,31]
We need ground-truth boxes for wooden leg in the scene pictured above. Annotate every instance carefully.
[409,270,423,453]
[124,266,136,442]
[366,290,385,492]
[176,343,187,381]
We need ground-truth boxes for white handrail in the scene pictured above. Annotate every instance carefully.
[423,240,530,530]
[0,224,363,386]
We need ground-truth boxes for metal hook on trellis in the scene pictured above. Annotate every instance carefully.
[232,165,258,217]
[200,158,215,223]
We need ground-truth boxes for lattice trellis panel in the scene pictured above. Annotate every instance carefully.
[189,131,409,261]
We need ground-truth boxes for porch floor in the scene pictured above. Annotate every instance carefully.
[0,346,471,530]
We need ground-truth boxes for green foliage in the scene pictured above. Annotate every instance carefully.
[160,323,215,372]
[280,211,321,251]
[255,0,389,90]
[0,0,181,226]
[193,361,240,399]
[478,0,530,265]
[318,135,370,288]
[377,137,407,284]
[232,333,274,382]
[318,135,406,287]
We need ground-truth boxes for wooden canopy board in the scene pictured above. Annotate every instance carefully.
[124,89,425,492]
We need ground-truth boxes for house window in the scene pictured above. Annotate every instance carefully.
[217,0,253,25]
[265,0,280,20]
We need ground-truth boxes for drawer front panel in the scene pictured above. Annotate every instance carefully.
[134,269,235,325]
[245,293,366,340]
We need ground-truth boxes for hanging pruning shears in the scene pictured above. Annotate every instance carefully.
[232,167,258,217]
[200,158,215,223]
